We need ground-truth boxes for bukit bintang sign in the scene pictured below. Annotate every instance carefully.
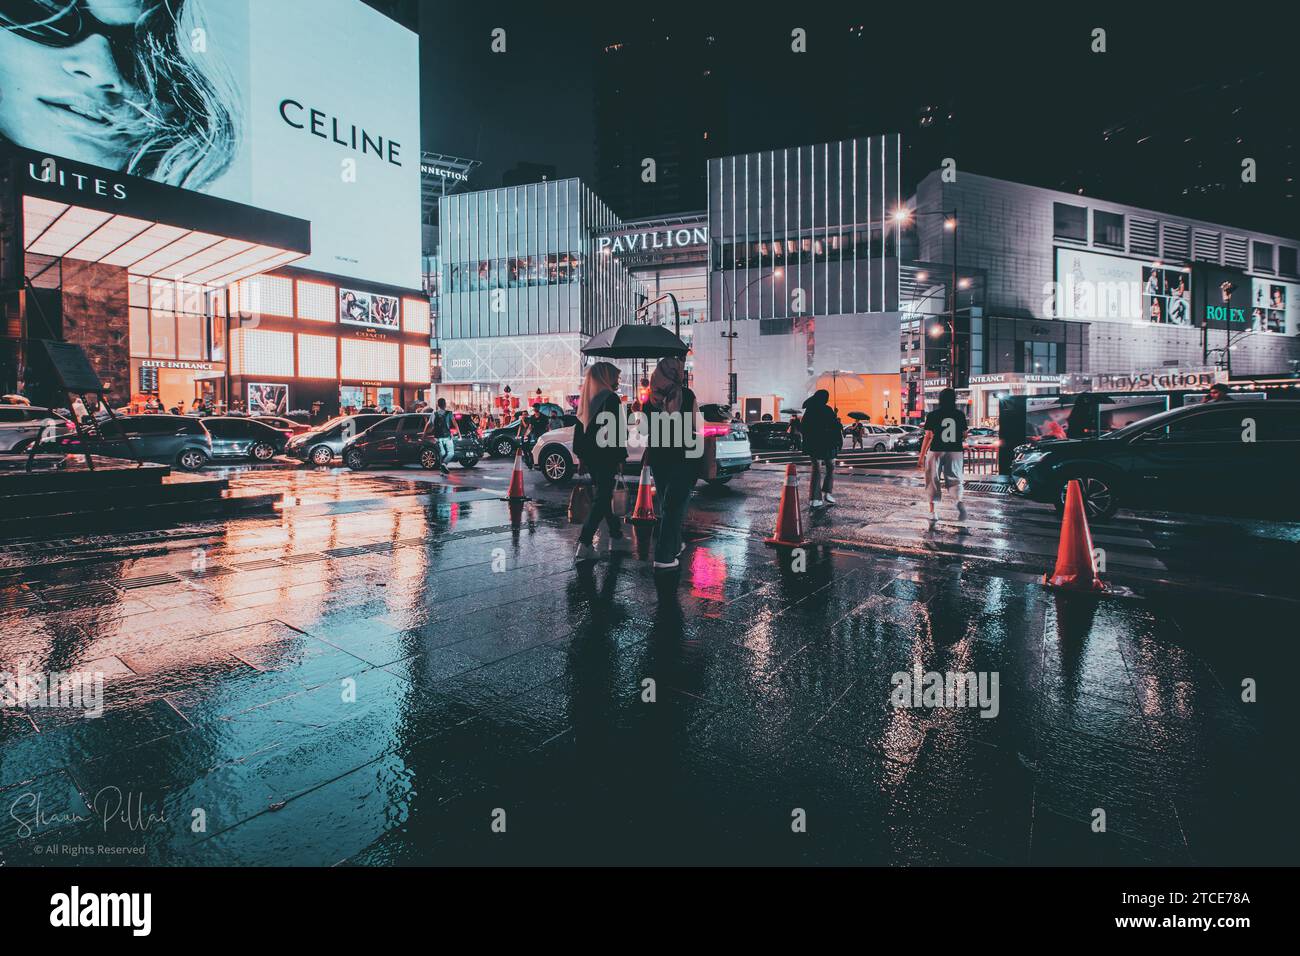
[598,227,708,256]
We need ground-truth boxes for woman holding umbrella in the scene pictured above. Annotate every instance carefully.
[644,356,699,573]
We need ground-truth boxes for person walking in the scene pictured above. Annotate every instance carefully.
[573,361,631,563]
[918,387,968,523]
[644,356,699,573]
[801,389,842,509]
[430,398,455,475]
[850,420,865,450]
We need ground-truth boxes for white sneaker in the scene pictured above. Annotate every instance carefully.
[606,535,632,553]
[574,542,600,563]
[810,499,826,509]
[824,494,837,505]
[653,558,680,571]
[956,502,968,521]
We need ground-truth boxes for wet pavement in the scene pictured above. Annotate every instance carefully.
[1,459,1295,865]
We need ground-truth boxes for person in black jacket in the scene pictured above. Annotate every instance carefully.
[644,356,700,572]
[573,362,630,563]
[801,389,842,508]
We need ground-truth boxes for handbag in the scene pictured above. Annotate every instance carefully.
[567,484,593,524]
[610,474,628,516]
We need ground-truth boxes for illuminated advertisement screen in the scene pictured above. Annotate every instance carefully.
[1055,249,1192,326]
[0,0,420,290]
[248,382,288,415]
[339,287,400,330]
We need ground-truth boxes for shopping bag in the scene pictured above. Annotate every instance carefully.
[567,484,593,524]
[610,475,628,517]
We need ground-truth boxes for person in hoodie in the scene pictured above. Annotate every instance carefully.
[572,361,631,563]
[801,389,843,509]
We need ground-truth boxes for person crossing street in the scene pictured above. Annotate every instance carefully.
[801,389,842,509]
[430,398,455,475]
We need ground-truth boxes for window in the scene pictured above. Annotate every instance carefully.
[402,298,430,335]
[1053,203,1087,242]
[177,314,203,359]
[1164,408,1251,443]
[150,312,176,358]
[1093,210,1124,249]
[232,329,294,376]
[1279,247,1298,277]
[297,333,337,379]
[403,344,430,383]
[236,275,293,316]
[340,338,400,381]
[297,281,336,322]
[129,307,150,357]
[1252,241,1274,273]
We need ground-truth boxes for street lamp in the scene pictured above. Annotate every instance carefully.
[896,208,961,389]
[721,267,783,405]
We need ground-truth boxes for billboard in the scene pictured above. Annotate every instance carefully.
[0,0,420,290]
[339,287,400,330]
[1054,249,1192,326]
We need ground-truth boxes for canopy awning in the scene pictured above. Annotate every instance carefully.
[22,195,305,287]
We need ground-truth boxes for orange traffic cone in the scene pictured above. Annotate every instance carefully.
[502,445,529,501]
[626,460,657,524]
[1043,478,1105,591]
[765,463,806,547]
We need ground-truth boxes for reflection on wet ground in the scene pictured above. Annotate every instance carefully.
[0,465,1294,865]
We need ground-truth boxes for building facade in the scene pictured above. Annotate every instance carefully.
[909,170,1300,420]
[0,0,425,420]
[698,135,904,417]
[436,179,642,411]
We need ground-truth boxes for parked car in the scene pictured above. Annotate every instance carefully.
[532,402,751,485]
[285,413,390,465]
[36,414,213,470]
[747,420,800,451]
[0,404,71,453]
[483,418,525,458]
[1009,400,1300,520]
[895,430,925,453]
[965,426,1000,449]
[341,412,483,470]
[201,416,291,462]
[252,415,312,436]
[843,423,897,451]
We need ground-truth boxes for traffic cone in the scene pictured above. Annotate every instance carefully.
[502,445,529,501]
[765,463,806,547]
[626,460,657,524]
[1043,478,1105,591]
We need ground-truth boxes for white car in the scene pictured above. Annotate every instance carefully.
[532,402,752,486]
[964,427,1001,449]
[0,405,72,453]
[843,423,898,451]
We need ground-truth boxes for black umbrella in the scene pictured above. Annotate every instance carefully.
[581,324,688,358]
[847,411,870,420]
[780,407,801,415]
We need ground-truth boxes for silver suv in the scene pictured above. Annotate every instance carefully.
[0,405,71,453]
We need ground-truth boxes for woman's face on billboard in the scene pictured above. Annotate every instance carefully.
[0,0,149,169]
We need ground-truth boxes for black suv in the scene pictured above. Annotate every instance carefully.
[1010,400,1300,520]
[341,413,483,470]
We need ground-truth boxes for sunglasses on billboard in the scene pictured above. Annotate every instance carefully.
[0,0,154,48]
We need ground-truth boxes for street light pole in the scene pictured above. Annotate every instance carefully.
[722,269,782,407]
[949,211,959,390]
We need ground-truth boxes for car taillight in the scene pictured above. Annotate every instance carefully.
[701,423,730,437]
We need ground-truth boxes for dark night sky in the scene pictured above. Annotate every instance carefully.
[418,2,1297,236]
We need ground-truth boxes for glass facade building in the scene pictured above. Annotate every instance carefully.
[439,178,641,340]
[708,135,902,322]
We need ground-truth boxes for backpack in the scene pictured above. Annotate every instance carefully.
[431,409,453,438]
